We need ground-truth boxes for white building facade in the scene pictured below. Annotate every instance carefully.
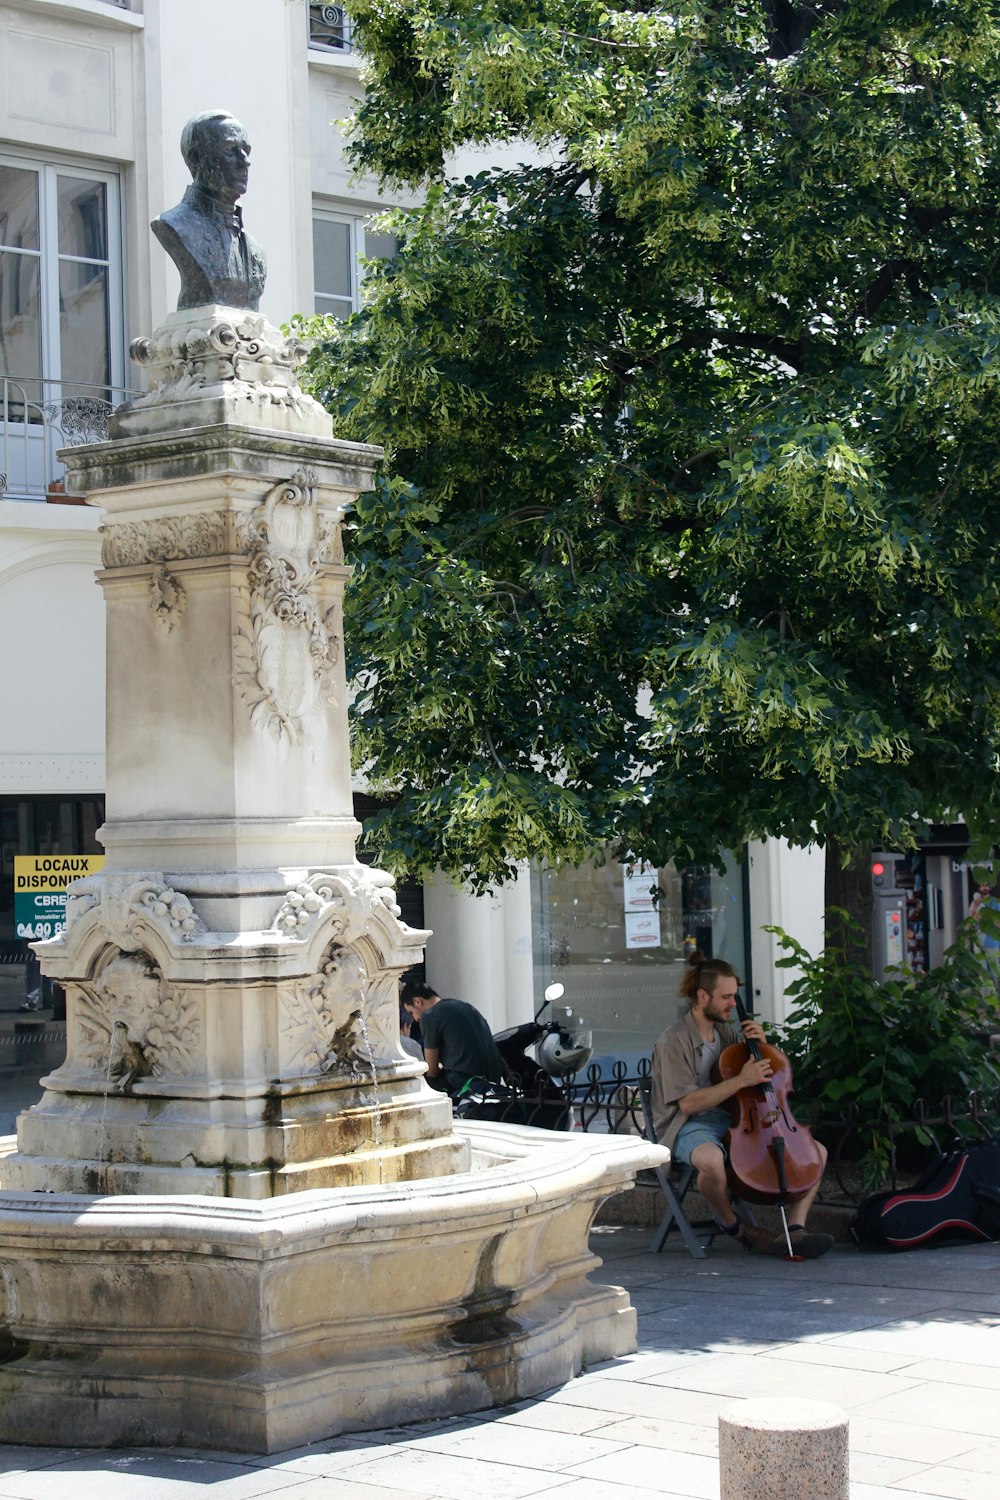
[0,0,825,1076]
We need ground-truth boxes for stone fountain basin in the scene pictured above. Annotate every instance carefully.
[0,1120,667,1454]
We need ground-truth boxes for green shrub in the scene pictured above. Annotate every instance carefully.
[770,914,1000,1191]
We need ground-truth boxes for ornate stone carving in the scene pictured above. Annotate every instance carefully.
[317,516,345,566]
[62,875,205,949]
[106,879,204,949]
[280,945,374,1077]
[233,468,343,745]
[128,312,320,420]
[273,866,400,942]
[76,954,201,1089]
[149,565,186,633]
[101,512,229,569]
[64,882,101,928]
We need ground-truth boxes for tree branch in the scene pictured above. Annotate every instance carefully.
[673,327,804,371]
[763,0,847,59]
[850,258,919,322]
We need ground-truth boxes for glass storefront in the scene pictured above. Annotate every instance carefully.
[0,795,104,1133]
[531,854,749,1070]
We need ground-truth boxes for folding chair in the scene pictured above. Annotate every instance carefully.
[637,1076,753,1258]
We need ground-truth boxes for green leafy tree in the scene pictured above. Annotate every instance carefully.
[298,0,1000,891]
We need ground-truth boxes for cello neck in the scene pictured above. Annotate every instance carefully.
[735,991,773,1096]
[734,992,759,1059]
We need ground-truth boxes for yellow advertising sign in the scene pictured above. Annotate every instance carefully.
[14,855,105,892]
[13,855,106,939]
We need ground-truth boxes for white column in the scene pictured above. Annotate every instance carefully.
[747,840,825,1024]
[423,866,534,1031]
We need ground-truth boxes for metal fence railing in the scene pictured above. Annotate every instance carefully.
[569,1059,650,1136]
[813,1090,1000,1203]
[1,376,133,502]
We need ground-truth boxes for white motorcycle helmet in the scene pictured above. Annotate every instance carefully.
[537,1029,592,1077]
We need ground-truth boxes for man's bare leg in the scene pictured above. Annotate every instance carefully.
[688,1141,737,1226]
[787,1139,828,1229]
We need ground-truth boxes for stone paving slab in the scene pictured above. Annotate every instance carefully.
[0,1454,314,1499]
[0,1227,999,1498]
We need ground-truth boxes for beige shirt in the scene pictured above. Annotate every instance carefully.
[650,1009,741,1151]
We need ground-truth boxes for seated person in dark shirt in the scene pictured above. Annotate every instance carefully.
[400,979,506,1096]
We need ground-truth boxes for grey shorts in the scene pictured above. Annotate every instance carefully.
[673,1107,731,1166]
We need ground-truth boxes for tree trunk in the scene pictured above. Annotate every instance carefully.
[825,838,874,971]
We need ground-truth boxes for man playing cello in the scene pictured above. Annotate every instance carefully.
[651,953,834,1259]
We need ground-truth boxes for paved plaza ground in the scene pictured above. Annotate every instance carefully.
[0,1224,998,1499]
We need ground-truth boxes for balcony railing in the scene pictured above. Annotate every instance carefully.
[309,3,355,53]
[1,377,134,503]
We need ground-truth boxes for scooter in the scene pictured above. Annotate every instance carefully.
[493,982,593,1093]
[454,984,593,1130]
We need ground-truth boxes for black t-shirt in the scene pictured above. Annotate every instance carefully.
[419,998,505,1094]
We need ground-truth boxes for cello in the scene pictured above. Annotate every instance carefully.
[712,993,824,1256]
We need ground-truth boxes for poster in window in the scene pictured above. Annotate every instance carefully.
[623,862,661,947]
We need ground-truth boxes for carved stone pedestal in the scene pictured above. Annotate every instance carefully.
[1,305,463,1197]
[4,863,460,1197]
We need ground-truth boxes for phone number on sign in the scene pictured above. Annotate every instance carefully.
[15,921,65,940]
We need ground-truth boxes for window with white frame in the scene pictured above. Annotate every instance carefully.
[0,155,124,416]
[312,211,397,320]
[0,155,125,499]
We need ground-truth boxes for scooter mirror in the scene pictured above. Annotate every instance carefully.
[544,983,565,1004]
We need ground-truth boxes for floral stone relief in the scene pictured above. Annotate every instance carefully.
[101,511,230,569]
[274,866,401,942]
[63,876,205,951]
[148,565,186,633]
[76,953,201,1091]
[233,467,344,746]
[280,944,375,1078]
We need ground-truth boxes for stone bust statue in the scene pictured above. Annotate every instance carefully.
[152,111,267,312]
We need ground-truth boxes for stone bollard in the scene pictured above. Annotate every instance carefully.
[719,1397,849,1499]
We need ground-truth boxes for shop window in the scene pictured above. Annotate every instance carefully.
[0,795,105,1134]
[312,211,397,320]
[531,856,749,1069]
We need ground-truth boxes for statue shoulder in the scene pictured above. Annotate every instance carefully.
[153,201,201,243]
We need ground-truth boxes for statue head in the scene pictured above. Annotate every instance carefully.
[180,111,251,202]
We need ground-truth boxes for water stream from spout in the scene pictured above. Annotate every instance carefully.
[96,1019,126,1193]
[356,1012,384,1184]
